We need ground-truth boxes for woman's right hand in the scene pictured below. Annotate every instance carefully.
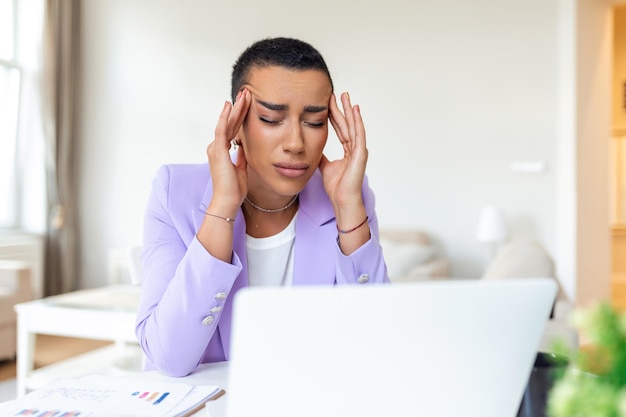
[206,89,251,217]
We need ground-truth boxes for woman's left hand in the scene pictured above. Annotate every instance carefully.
[319,92,369,210]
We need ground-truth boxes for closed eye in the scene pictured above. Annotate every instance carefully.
[305,121,326,128]
[259,117,282,125]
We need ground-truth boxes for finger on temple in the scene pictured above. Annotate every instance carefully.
[329,96,349,142]
[215,101,233,148]
[229,89,251,130]
[341,92,356,142]
[353,105,366,147]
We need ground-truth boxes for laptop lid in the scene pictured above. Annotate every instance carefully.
[226,278,557,417]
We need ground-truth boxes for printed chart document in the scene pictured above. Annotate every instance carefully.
[0,375,221,417]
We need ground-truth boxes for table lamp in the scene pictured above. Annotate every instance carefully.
[476,205,508,258]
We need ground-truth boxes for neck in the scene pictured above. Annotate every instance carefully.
[242,198,299,238]
[244,194,299,213]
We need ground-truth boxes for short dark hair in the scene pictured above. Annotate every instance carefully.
[231,37,333,102]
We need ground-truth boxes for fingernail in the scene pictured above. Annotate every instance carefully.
[236,90,243,101]
[344,91,350,101]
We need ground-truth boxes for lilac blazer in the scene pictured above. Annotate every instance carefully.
[135,163,389,377]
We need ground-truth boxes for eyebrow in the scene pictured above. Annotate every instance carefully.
[256,99,327,113]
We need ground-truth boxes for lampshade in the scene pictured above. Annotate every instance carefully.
[476,205,508,243]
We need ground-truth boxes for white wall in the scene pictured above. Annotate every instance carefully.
[79,0,571,289]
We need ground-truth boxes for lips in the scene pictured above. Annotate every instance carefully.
[273,162,309,178]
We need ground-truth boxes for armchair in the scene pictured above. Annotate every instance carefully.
[0,260,32,361]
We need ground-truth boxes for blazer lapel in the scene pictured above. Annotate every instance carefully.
[293,170,336,286]
[192,169,335,354]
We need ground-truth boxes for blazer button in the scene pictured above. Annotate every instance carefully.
[215,292,227,300]
[209,306,222,314]
[357,274,369,284]
[202,315,215,326]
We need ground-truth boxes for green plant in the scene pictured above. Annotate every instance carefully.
[547,303,626,417]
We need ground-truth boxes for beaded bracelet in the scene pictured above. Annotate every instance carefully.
[205,212,236,223]
[337,216,369,234]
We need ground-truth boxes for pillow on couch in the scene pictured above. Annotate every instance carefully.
[482,238,568,301]
[379,238,435,281]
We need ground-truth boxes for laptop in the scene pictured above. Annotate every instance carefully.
[226,278,557,417]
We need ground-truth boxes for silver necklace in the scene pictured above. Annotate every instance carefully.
[244,194,299,213]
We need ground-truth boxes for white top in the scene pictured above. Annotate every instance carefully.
[246,212,297,287]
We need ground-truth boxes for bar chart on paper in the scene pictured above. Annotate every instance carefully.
[0,375,220,417]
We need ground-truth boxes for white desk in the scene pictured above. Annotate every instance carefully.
[13,284,142,396]
[135,361,230,417]
[0,361,230,417]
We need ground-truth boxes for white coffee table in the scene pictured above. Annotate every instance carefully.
[13,284,143,397]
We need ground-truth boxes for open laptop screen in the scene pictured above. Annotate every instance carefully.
[226,278,557,417]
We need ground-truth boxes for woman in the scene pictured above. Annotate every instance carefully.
[135,37,389,377]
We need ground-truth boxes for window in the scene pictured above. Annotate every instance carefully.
[0,0,22,228]
[0,0,45,231]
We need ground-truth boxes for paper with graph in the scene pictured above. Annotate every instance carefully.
[0,375,220,417]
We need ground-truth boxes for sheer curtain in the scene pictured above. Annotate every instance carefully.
[42,0,81,295]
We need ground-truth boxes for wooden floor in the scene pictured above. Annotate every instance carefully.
[0,335,111,382]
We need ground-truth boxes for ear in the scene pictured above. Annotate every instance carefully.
[230,139,239,151]
[236,126,246,145]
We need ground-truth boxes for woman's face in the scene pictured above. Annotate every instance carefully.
[238,66,333,203]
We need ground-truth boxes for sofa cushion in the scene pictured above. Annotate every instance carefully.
[380,238,436,280]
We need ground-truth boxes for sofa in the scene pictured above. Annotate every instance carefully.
[0,260,32,361]
[379,231,578,353]
[379,229,449,281]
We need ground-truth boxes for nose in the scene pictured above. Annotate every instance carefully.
[283,123,305,153]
